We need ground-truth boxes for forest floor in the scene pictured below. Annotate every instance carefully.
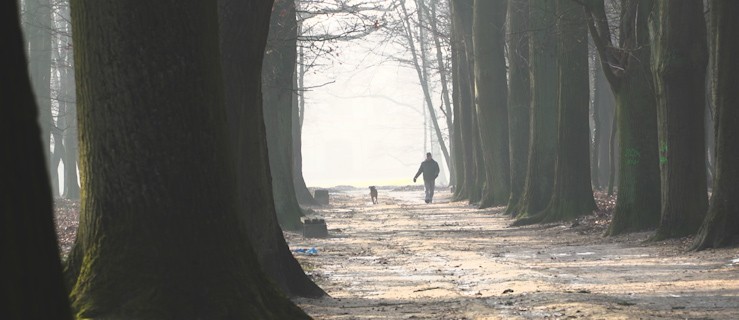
[290,187,739,320]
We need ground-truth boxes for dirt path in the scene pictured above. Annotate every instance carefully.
[290,188,739,319]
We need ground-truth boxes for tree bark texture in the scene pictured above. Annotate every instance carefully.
[650,0,708,240]
[473,0,510,208]
[65,1,309,317]
[587,0,661,235]
[2,2,72,318]
[263,0,306,231]
[505,0,531,215]
[451,0,475,202]
[693,0,739,250]
[516,0,596,225]
[512,0,558,218]
[219,0,325,298]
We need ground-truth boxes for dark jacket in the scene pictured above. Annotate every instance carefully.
[414,159,440,181]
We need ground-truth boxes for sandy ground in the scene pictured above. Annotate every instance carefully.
[290,188,739,320]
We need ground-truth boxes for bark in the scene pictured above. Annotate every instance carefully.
[219,0,325,298]
[64,1,309,317]
[505,0,530,215]
[473,0,510,208]
[450,27,468,200]
[650,0,708,240]
[2,2,72,318]
[692,0,739,250]
[263,0,305,230]
[586,0,661,235]
[512,0,558,218]
[451,0,475,202]
[515,0,596,226]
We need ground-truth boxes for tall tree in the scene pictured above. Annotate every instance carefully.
[450,0,475,202]
[510,0,559,218]
[649,0,708,240]
[692,0,739,250]
[64,1,309,317]
[219,0,325,298]
[58,1,80,200]
[586,0,661,235]
[515,0,596,225]
[2,2,72,318]
[472,0,510,208]
[263,0,305,230]
[505,0,531,215]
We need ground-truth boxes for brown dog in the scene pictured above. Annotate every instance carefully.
[369,186,378,204]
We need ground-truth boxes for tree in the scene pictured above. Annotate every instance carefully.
[2,3,72,318]
[515,0,597,226]
[263,0,305,230]
[63,1,309,317]
[649,0,708,240]
[450,0,476,202]
[472,0,510,208]
[586,0,661,236]
[692,0,739,250]
[219,0,325,298]
[505,0,531,215]
[510,0,558,218]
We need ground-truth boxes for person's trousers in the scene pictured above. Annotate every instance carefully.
[424,179,435,203]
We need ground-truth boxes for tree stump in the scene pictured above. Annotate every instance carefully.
[303,218,328,238]
[314,189,329,205]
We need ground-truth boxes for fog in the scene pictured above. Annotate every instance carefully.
[301,35,448,188]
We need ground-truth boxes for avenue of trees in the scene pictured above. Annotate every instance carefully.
[442,0,738,249]
[7,0,739,318]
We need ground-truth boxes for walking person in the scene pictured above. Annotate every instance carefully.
[413,152,440,203]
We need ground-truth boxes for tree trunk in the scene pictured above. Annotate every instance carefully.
[473,0,510,208]
[594,58,615,189]
[587,0,661,235]
[451,0,475,202]
[263,0,305,231]
[3,2,72,317]
[505,0,531,215]
[60,20,80,200]
[219,0,325,298]
[515,0,596,226]
[64,1,310,317]
[650,0,708,240]
[512,0,558,218]
[692,0,739,250]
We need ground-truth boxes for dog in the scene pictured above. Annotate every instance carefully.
[369,186,378,204]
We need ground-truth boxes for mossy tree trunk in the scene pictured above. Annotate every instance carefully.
[692,0,739,250]
[219,0,325,298]
[649,0,708,240]
[587,0,661,236]
[512,0,558,219]
[505,0,531,215]
[515,0,596,226]
[64,1,310,318]
[473,0,510,208]
[451,0,475,202]
[2,3,72,318]
[263,0,305,231]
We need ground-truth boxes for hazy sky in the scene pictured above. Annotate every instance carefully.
[301,33,446,188]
